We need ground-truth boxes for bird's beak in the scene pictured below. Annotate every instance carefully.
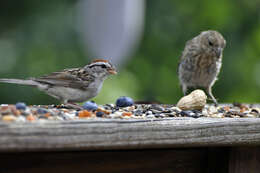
[215,47,222,58]
[108,68,117,75]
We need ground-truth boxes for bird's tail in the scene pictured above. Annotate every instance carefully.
[0,78,39,86]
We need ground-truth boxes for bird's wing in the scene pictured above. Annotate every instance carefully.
[32,68,94,90]
[180,40,199,60]
[177,39,200,75]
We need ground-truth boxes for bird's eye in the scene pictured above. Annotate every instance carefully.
[101,65,106,68]
[208,41,213,46]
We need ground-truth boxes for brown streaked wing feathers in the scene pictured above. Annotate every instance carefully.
[32,68,94,90]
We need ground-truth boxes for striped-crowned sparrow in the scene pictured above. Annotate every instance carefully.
[178,30,226,105]
[0,59,117,104]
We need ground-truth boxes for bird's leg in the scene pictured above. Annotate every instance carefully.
[182,84,188,95]
[66,103,83,110]
[63,100,83,110]
[206,86,218,106]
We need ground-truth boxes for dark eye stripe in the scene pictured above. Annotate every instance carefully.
[89,64,109,68]
[208,40,213,46]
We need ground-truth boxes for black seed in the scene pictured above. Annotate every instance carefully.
[218,108,226,113]
[134,110,143,116]
[38,115,47,119]
[251,109,259,114]
[96,111,104,117]
[180,110,201,118]
[37,108,48,114]
[150,104,164,111]
[180,110,193,116]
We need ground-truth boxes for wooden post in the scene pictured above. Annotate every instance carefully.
[229,147,260,173]
[207,148,229,173]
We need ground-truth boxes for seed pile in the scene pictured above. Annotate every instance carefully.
[0,102,259,123]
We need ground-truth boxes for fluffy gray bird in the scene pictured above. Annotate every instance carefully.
[0,59,117,104]
[178,30,226,105]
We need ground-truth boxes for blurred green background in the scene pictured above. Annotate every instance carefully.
[0,0,260,105]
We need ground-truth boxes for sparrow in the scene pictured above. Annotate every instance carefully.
[0,59,117,104]
[178,30,226,105]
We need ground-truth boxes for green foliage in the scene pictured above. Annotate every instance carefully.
[0,0,259,104]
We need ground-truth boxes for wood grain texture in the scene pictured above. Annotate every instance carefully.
[1,117,260,152]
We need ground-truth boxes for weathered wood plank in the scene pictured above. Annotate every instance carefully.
[1,118,260,151]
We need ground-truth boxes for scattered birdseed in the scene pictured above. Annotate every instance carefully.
[116,96,134,107]
[26,114,36,121]
[96,111,104,117]
[15,102,27,110]
[122,112,132,116]
[83,101,98,111]
[78,110,92,118]
[37,108,48,114]
[2,115,16,122]
[0,103,259,123]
